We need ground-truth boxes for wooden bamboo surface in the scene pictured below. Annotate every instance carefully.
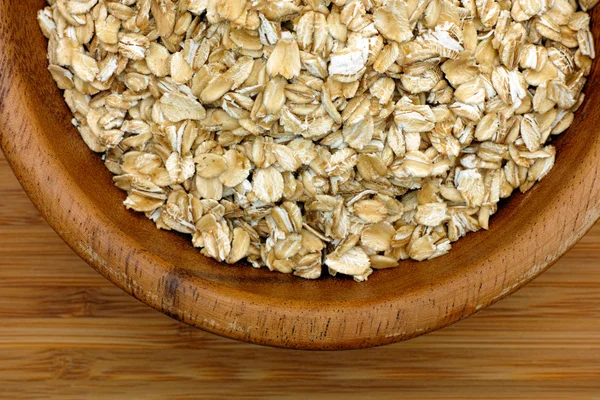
[1,149,599,400]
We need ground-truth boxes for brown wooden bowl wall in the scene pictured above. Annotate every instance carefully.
[0,0,598,349]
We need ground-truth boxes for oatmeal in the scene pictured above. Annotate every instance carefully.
[38,0,596,281]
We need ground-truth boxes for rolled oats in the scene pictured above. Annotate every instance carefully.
[38,0,596,282]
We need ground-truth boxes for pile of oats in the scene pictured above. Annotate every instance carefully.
[38,0,596,281]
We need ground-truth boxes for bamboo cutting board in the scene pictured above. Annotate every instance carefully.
[0,150,599,400]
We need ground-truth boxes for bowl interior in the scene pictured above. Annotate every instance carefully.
[1,1,599,349]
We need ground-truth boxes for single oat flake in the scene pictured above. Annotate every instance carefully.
[38,0,596,281]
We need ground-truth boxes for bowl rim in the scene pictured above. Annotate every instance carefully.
[3,123,597,349]
[1,1,599,350]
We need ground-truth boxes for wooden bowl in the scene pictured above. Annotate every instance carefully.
[1,1,599,350]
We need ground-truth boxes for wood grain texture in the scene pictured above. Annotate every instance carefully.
[1,1,600,350]
[1,152,599,398]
